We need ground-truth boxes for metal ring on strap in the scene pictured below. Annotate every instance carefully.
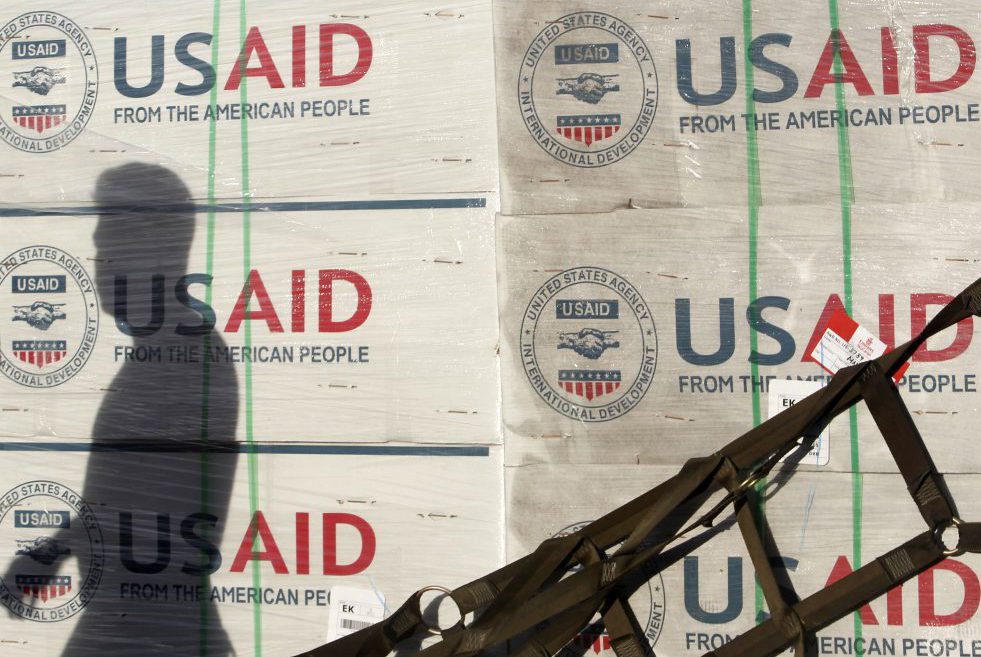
[737,470,765,495]
[935,517,965,557]
[416,585,466,636]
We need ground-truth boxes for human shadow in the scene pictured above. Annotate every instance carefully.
[3,163,239,656]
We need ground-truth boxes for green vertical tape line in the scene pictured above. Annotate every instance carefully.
[741,0,767,625]
[234,0,263,654]
[826,0,863,653]
[199,1,222,655]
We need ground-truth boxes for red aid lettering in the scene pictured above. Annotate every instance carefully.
[225,26,285,90]
[879,293,896,350]
[291,270,305,332]
[319,270,371,332]
[881,28,900,96]
[804,29,875,98]
[292,25,306,88]
[323,513,375,575]
[825,556,879,624]
[296,512,310,575]
[225,269,285,333]
[919,559,980,626]
[911,293,972,362]
[230,511,289,574]
[914,24,977,94]
[320,24,372,86]
[886,583,904,626]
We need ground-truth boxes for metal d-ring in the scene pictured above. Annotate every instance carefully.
[416,585,465,636]
[935,517,965,557]
[737,471,765,495]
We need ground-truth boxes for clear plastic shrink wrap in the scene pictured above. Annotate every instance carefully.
[5,0,981,655]
[0,2,502,655]
[495,1,981,656]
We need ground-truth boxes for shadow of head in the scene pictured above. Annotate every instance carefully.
[92,163,196,315]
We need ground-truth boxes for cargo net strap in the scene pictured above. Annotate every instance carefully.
[296,278,981,657]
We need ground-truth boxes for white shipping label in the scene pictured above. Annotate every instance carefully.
[768,379,830,466]
[326,585,387,642]
[809,307,907,380]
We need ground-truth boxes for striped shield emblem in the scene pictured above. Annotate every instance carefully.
[555,114,622,147]
[16,575,72,602]
[11,340,67,369]
[558,370,622,401]
[12,105,66,134]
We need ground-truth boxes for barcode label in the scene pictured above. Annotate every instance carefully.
[341,618,374,631]
[327,586,387,642]
[768,379,830,466]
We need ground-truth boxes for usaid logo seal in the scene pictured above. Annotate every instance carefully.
[0,481,104,622]
[521,267,656,422]
[0,246,99,388]
[553,522,665,656]
[518,12,657,168]
[0,12,98,153]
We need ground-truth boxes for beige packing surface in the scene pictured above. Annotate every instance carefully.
[0,445,503,656]
[495,6,981,656]
[498,204,981,471]
[0,0,498,204]
[4,0,981,654]
[496,0,981,214]
[0,203,499,445]
[0,2,505,655]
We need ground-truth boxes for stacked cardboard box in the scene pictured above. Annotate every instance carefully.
[4,0,981,655]
[495,2,981,656]
[0,2,502,655]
